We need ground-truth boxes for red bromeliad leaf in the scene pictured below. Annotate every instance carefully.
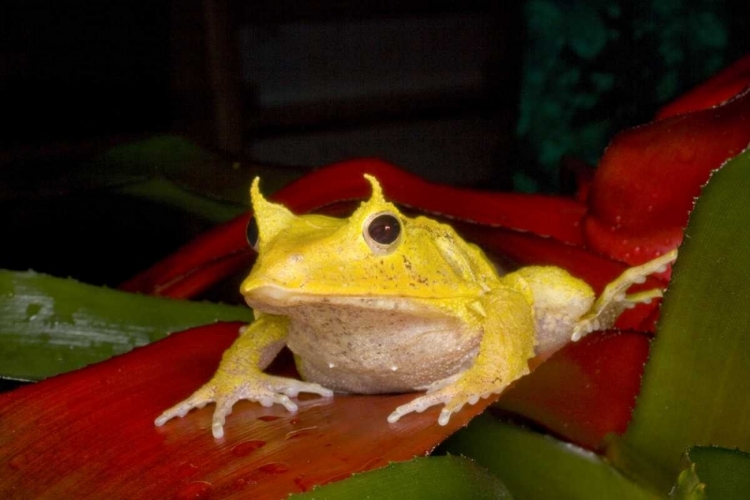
[0,323,495,499]
[584,85,750,266]
[120,159,586,299]
[497,330,651,450]
[118,214,253,298]
[656,53,750,119]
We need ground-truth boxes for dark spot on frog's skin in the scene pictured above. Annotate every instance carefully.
[402,256,413,271]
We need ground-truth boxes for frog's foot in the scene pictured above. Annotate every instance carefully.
[387,381,500,427]
[571,249,678,341]
[154,374,333,439]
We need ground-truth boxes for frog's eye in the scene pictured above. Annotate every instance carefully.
[246,216,260,251]
[363,211,401,255]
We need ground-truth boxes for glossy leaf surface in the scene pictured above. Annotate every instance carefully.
[0,323,496,499]
[0,270,253,380]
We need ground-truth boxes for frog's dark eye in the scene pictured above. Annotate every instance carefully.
[363,212,401,254]
[246,216,260,251]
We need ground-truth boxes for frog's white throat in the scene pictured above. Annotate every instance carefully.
[244,285,481,394]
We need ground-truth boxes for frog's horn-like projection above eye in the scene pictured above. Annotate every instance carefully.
[249,177,296,245]
[363,174,387,204]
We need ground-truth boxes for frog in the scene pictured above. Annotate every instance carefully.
[155,174,677,439]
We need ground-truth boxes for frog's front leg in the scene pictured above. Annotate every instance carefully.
[154,314,333,438]
[572,249,678,341]
[387,287,536,426]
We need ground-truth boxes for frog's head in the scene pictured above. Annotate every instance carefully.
[240,175,491,309]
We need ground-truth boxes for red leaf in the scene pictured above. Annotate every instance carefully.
[0,323,495,499]
[656,53,750,119]
[497,330,650,450]
[585,86,750,265]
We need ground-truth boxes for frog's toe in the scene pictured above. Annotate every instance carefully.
[211,410,227,439]
[154,387,215,427]
[256,393,297,411]
[388,387,495,426]
[210,397,240,439]
[212,420,226,439]
[387,397,433,424]
[437,392,489,425]
[387,391,454,424]
[271,377,334,399]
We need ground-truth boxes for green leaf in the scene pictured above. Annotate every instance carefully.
[686,447,750,499]
[289,455,511,499]
[612,147,750,492]
[440,415,659,499]
[0,270,254,380]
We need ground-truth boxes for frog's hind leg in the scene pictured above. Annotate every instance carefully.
[571,249,678,341]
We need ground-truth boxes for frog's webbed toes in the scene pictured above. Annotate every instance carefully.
[155,375,334,439]
[387,393,442,425]
[387,386,494,426]
[208,376,333,438]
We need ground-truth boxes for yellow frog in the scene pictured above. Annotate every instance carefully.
[155,175,676,439]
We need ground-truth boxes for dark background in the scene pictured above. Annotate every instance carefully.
[2,0,748,189]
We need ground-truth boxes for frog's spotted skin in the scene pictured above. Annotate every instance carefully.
[155,175,676,438]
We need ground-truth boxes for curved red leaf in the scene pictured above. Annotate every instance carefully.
[585,86,750,265]
[656,53,750,119]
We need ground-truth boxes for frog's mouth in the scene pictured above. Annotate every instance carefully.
[243,285,438,314]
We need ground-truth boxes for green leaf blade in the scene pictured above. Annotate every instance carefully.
[618,147,750,491]
[0,270,254,380]
[290,455,511,500]
[441,415,659,500]
[688,446,750,499]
